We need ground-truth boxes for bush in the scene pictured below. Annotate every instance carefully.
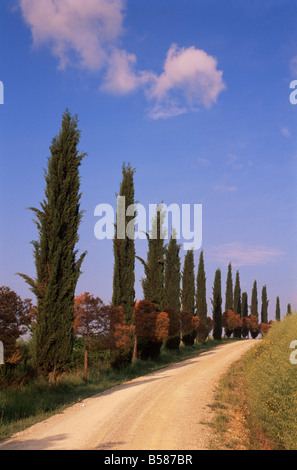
[248,314,259,339]
[0,340,36,388]
[259,321,273,337]
[242,316,251,338]
[163,306,180,350]
[222,310,242,338]
[181,310,199,346]
[134,300,167,360]
[197,317,213,343]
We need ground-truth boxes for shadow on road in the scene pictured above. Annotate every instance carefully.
[0,433,68,451]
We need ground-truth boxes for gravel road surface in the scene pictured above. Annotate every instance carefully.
[0,340,255,450]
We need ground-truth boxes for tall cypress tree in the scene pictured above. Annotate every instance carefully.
[233,270,241,316]
[275,296,281,321]
[212,268,222,340]
[19,110,87,380]
[138,206,166,312]
[261,285,269,324]
[251,280,258,319]
[196,250,207,322]
[242,292,248,318]
[163,233,181,349]
[241,291,249,337]
[287,303,292,316]
[225,262,233,312]
[164,232,181,313]
[112,162,136,323]
[181,249,195,315]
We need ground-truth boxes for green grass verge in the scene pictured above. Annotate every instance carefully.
[210,315,297,450]
[244,314,297,450]
[0,338,233,442]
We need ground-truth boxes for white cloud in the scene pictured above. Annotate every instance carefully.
[145,44,226,118]
[19,2,226,118]
[100,49,154,95]
[100,49,139,94]
[19,0,125,70]
[209,243,283,267]
[100,43,226,119]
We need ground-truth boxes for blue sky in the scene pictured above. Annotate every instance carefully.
[0,0,296,321]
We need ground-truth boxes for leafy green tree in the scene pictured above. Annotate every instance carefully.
[275,296,281,321]
[196,250,207,322]
[19,110,87,381]
[212,269,222,340]
[251,280,258,319]
[0,286,32,362]
[261,285,269,324]
[112,163,136,323]
[225,262,233,312]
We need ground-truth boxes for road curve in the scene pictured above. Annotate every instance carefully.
[0,340,255,450]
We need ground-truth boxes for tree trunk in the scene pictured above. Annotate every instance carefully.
[132,334,137,361]
[83,336,89,382]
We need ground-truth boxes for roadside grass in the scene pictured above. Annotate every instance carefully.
[209,357,275,450]
[0,337,233,442]
[210,314,297,450]
[245,314,297,450]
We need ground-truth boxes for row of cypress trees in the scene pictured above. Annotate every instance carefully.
[111,163,210,329]
[111,160,287,342]
[20,111,288,380]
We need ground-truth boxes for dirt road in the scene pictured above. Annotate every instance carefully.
[0,340,255,450]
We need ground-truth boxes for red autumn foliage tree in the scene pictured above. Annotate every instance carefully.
[242,316,252,338]
[248,314,259,339]
[155,311,170,342]
[181,310,200,346]
[260,321,273,337]
[163,305,180,349]
[108,305,135,352]
[99,304,135,368]
[196,317,213,342]
[134,300,158,342]
[0,286,32,362]
[74,292,105,380]
[222,310,242,338]
[133,300,169,359]
[113,322,135,350]
[75,296,135,371]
